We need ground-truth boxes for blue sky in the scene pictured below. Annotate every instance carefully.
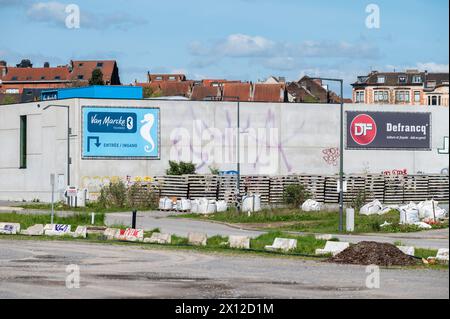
[1,0,449,96]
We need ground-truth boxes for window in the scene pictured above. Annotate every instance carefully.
[96,62,103,67]
[412,75,422,84]
[395,91,410,103]
[155,76,163,81]
[77,75,84,80]
[54,76,61,80]
[377,76,385,84]
[11,76,18,81]
[398,75,407,84]
[426,81,436,89]
[40,76,46,80]
[374,90,389,103]
[78,63,84,67]
[20,115,27,169]
[428,95,442,106]
[414,91,421,103]
[355,91,365,103]
[168,76,176,81]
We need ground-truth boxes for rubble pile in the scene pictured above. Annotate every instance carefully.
[327,241,418,266]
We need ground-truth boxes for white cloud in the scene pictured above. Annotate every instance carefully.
[26,1,147,30]
[416,62,449,73]
[216,34,276,57]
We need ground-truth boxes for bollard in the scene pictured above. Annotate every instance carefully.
[132,210,137,229]
[346,208,355,232]
[91,212,95,225]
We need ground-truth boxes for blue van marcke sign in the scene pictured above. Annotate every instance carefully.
[87,112,137,133]
[82,106,160,159]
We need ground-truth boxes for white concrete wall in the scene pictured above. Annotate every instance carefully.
[0,98,448,201]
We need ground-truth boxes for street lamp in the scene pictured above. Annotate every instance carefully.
[206,95,241,211]
[308,77,345,232]
[37,103,71,187]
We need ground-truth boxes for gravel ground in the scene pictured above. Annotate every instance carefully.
[0,240,448,299]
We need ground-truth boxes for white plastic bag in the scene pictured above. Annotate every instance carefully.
[242,194,261,212]
[417,200,448,220]
[399,202,420,224]
[359,199,383,215]
[176,198,191,211]
[216,200,228,212]
[159,197,173,210]
[301,199,323,212]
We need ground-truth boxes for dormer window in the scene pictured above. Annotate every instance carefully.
[155,76,163,81]
[96,62,103,67]
[398,75,407,84]
[77,75,84,80]
[11,76,18,81]
[377,76,385,84]
[168,76,176,81]
[41,76,46,80]
[412,75,422,84]
[78,63,83,67]
[54,76,61,80]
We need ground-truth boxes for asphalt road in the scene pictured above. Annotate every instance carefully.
[105,211,450,249]
[0,240,448,299]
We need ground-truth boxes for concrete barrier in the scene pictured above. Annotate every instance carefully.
[315,241,350,256]
[229,235,251,249]
[20,224,44,236]
[44,224,71,236]
[265,238,297,252]
[397,246,415,256]
[188,232,207,246]
[0,223,20,234]
[144,232,172,244]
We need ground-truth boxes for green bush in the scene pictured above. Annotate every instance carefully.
[351,189,369,211]
[166,161,196,175]
[283,184,311,208]
[98,181,127,208]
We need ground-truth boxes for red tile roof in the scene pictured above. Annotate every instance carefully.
[1,66,71,82]
[222,83,252,101]
[253,84,285,102]
[202,79,241,87]
[191,85,221,100]
[71,60,119,84]
[137,81,193,97]
[148,74,186,82]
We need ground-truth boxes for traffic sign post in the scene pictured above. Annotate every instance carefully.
[50,173,55,224]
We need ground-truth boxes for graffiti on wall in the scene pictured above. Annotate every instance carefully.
[81,175,154,196]
[322,147,340,166]
[381,169,408,176]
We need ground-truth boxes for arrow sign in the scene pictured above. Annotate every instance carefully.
[87,136,101,152]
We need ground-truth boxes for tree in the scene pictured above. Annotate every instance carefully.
[166,161,196,175]
[143,86,163,98]
[1,95,17,105]
[89,68,104,85]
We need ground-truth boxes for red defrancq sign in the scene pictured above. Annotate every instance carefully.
[346,111,431,150]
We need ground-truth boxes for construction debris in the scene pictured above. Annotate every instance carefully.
[327,241,418,266]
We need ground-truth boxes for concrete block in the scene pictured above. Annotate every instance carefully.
[315,241,350,256]
[44,224,71,236]
[265,238,297,252]
[397,246,415,256]
[103,228,119,240]
[188,232,207,246]
[115,228,144,242]
[20,224,44,236]
[436,248,449,263]
[229,235,251,249]
[73,226,87,238]
[144,232,172,244]
[315,234,334,241]
[0,222,20,234]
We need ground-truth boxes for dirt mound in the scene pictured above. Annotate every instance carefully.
[327,241,418,266]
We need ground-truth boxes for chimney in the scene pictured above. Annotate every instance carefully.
[0,60,6,67]
[44,62,50,68]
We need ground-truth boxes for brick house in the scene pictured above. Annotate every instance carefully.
[351,70,449,106]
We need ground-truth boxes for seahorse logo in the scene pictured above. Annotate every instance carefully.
[140,113,155,153]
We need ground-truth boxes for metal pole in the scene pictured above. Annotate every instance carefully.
[339,80,344,232]
[67,107,70,186]
[132,210,137,229]
[51,176,55,224]
[237,99,241,212]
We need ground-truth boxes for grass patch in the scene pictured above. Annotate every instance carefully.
[17,201,151,213]
[250,231,326,255]
[0,212,105,229]
[415,248,438,260]
[175,208,449,234]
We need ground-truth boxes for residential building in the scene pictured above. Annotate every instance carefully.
[0,59,121,98]
[351,70,449,106]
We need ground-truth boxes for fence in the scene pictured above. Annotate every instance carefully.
[136,174,449,205]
